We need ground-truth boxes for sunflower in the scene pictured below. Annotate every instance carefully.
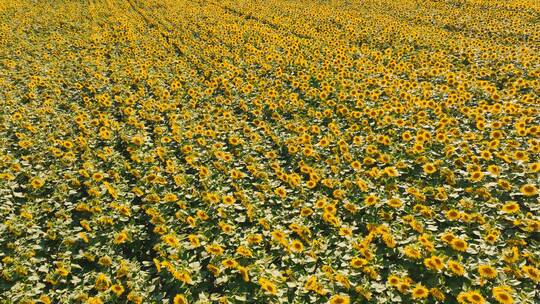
[441,232,455,243]
[450,238,468,252]
[30,177,45,189]
[364,194,379,206]
[430,288,445,301]
[403,245,422,259]
[55,267,69,277]
[469,171,484,182]
[228,136,241,145]
[328,294,350,304]
[173,294,188,304]
[411,284,429,299]
[259,278,277,295]
[502,247,519,263]
[457,292,468,304]
[351,160,362,171]
[492,290,513,304]
[39,295,51,304]
[466,290,486,304]
[520,184,538,196]
[196,210,209,220]
[114,231,128,244]
[110,284,124,296]
[478,264,497,279]
[162,234,179,247]
[207,264,220,276]
[222,195,235,205]
[521,265,540,282]
[188,234,200,247]
[448,260,465,276]
[339,226,353,237]
[387,198,403,208]
[92,172,104,181]
[501,201,520,214]
[86,297,103,304]
[423,163,437,174]
[497,179,512,190]
[350,257,368,269]
[397,276,413,292]
[384,166,399,177]
[424,255,445,271]
[222,258,238,269]
[387,274,400,287]
[246,234,263,244]
[205,244,224,256]
[445,209,460,220]
[219,222,233,234]
[94,273,111,291]
[274,187,287,198]
[290,240,304,252]
[304,275,318,291]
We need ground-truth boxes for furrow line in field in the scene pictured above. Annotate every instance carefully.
[219,4,313,41]
[126,0,208,72]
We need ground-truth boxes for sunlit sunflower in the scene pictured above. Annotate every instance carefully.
[520,184,538,196]
[329,294,350,304]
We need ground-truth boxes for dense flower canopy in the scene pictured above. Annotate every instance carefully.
[0,0,539,303]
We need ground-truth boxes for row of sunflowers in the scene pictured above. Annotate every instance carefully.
[0,0,539,303]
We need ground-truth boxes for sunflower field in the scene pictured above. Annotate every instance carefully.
[0,0,539,303]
